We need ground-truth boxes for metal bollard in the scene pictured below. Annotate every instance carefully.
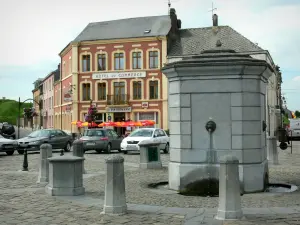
[216,155,243,220]
[101,155,127,215]
[22,149,28,171]
[72,140,86,174]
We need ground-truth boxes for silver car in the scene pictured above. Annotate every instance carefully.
[80,128,123,154]
[0,134,18,155]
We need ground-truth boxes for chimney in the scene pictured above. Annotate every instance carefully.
[213,14,218,26]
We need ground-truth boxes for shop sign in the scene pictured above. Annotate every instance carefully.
[141,102,148,108]
[64,93,72,102]
[66,105,71,112]
[92,71,146,80]
[107,107,132,113]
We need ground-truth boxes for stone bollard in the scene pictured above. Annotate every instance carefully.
[37,144,52,184]
[73,140,86,174]
[45,155,85,196]
[267,137,279,165]
[101,155,127,215]
[216,155,243,220]
[138,139,162,169]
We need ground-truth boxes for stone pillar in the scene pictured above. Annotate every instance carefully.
[267,137,279,165]
[72,140,86,174]
[162,46,273,194]
[37,144,52,184]
[45,155,85,196]
[216,155,243,220]
[138,139,162,169]
[102,155,127,215]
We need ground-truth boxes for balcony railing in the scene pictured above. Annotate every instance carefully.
[107,94,130,105]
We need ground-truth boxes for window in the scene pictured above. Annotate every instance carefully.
[149,80,158,99]
[158,129,166,137]
[133,81,142,100]
[97,54,106,71]
[95,113,106,122]
[114,53,124,70]
[108,130,119,138]
[132,52,142,69]
[97,83,106,100]
[149,51,158,69]
[82,55,91,72]
[82,83,91,101]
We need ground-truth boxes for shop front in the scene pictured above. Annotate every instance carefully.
[107,106,132,136]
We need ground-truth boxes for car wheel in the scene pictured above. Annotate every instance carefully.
[17,150,24,155]
[105,143,111,154]
[64,142,71,152]
[6,150,14,156]
[163,143,169,154]
[118,148,122,153]
[123,150,128,154]
[96,149,102,154]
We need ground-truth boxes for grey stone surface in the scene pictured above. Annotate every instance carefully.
[139,140,162,169]
[102,155,127,215]
[46,155,85,196]
[162,49,273,194]
[267,137,279,165]
[1,143,300,224]
[37,143,52,184]
[72,140,86,174]
[216,155,243,220]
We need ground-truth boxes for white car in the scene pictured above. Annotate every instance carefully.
[120,128,169,154]
[0,134,18,155]
[288,119,300,139]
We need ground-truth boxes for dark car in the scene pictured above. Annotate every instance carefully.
[17,129,73,154]
[0,134,18,155]
[0,123,16,139]
[80,128,123,153]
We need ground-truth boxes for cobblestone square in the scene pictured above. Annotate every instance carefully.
[0,141,300,224]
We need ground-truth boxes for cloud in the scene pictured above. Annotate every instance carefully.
[292,76,300,82]
[0,0,299,109]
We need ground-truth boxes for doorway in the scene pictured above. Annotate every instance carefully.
[114,112,126,136]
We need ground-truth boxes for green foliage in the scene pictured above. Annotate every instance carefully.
[295,110,300,118]
[282,113,290,126]
[0,99,33,125]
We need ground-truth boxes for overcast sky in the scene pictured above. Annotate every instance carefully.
[0,0,299,110]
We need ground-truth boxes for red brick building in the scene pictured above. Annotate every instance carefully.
[54,10,181,134]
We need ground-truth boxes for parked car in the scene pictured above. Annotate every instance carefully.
[0,134,18,155]
[17,129,73,154]
[80,128,123,154]
[120,128,169,154]
[0,123,16,139]
[287,119,300,140]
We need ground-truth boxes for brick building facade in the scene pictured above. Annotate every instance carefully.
[55,10,181,134]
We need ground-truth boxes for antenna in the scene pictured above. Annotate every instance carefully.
[208,2,217,17]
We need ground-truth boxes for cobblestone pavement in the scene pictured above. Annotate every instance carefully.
[0,141,299,224]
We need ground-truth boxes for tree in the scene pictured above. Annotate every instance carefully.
[295,110,300,118]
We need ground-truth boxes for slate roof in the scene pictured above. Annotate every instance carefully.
[168,26,264,57]
[73,15,171,42]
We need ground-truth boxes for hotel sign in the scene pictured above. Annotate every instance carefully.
[92,72,146,80]
[107,107,132,113]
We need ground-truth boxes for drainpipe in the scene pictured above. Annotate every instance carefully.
[60,61,63,130]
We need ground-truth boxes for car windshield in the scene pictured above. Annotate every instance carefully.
[129,129,153,137]
[83,129,105,137]
[27,130,50,138]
